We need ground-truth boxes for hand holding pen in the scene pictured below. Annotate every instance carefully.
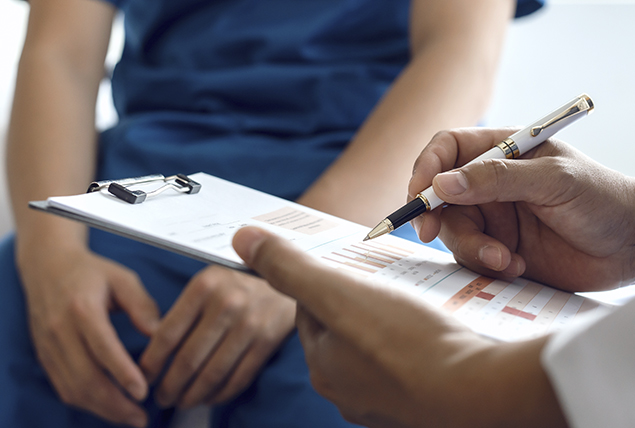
[371,95,635,290]
[365,94,594,241]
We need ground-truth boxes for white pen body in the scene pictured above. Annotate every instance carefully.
[421,94,593,213]
[420,185,445,211]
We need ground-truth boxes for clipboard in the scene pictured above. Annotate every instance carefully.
[29,172,358,276]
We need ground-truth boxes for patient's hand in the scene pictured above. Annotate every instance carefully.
[140,264,295,408]
[20,246,160,428]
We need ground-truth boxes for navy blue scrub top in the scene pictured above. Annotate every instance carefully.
[98,0,545,201]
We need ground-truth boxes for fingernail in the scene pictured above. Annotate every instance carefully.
[478,246,502,270]
[436,171,468,196]
[233,227,268,264]
[128,381,148,401]
[503,257,525,277]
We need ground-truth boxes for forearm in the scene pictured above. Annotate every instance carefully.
[8,51,99,259]
[7,0,115,269]
[298,0,514,226]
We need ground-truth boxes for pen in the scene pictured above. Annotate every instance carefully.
[364,93,595,241]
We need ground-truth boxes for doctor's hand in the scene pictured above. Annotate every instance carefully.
[139,264,295,408]
[19,246,160,428]
[232,227,567,428]
[410,128,635,292]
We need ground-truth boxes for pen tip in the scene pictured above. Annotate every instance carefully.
[364,220,393,242]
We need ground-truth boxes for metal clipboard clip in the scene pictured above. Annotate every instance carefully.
[87,173,202,204]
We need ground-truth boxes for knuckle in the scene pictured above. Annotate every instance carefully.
[189,267,235,297]
[153,328,182,348]
[176,354,201,375]
[34,344,55,369]
[215,373,252,403]
[122,270,143,289]
[60,380,92,407]
[218,294,248,318]
[551,157,576,181]
[340,409,364,426]
[431,129,453,142]
[190,275,215,296]
[308,371,331,398]
[58,389,76,406]
[453,234,475,261]
[128,269,142,283]
[199,366,226,387]
[87,381,110,403]
[42,314,66,340]
[487,158,510,185]
[68,297,93,323]
[240,315,261,337]
[476,158,510,197]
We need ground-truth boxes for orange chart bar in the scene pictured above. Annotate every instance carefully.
[441,276,495,313]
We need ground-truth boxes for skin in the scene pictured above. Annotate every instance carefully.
[230,130,635,428]
[7,1,514,426]
[410,129,635,291]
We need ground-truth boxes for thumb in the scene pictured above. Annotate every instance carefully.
[432,156,571,207]
[232,226,361,328]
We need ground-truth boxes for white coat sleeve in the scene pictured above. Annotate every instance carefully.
[541,297,635,428]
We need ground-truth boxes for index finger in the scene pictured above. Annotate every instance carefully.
[409,127,516,200]
[232,227,372,334]
[81,303,149,401]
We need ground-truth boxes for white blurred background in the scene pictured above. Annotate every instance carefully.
[1,0,634,236]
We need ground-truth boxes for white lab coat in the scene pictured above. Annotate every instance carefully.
[542,296,635,427]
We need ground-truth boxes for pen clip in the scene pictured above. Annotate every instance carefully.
[530,95,594,137]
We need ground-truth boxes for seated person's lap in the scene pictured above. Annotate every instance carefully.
[0,231,362,427]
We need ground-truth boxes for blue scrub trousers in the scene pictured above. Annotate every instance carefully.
[0,228,363,428]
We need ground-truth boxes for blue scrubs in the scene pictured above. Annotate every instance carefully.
[0,1,544,427]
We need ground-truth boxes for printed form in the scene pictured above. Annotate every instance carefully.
[42,172,610,342]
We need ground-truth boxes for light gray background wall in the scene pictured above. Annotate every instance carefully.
[1,0,634,237]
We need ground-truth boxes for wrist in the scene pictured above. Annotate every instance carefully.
[15,217,89,280]
[485,337,568,428]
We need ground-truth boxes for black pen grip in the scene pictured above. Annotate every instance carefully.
[386,197,428,230]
